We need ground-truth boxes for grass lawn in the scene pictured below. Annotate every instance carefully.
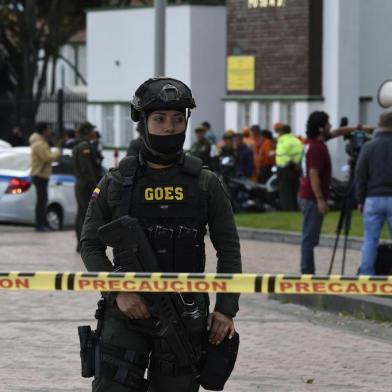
[235,211,392,239]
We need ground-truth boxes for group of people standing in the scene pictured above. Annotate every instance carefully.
[28,106,391,279]
[188,112,389,278]
[189,121,304,211]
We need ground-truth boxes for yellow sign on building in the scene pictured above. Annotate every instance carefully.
[227,56,255,91]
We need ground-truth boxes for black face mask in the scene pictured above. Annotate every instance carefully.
[148,132,186,155]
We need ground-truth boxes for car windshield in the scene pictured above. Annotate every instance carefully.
[0,153,31,171]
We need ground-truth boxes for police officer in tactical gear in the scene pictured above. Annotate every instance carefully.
[189,125,212,168]
[80,77,242,392]
[73,122,101,252]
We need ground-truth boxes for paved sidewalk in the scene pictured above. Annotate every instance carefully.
[1,229,392,391]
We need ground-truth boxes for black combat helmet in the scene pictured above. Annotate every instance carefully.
[130,77,196,121]
[130,77,196,164]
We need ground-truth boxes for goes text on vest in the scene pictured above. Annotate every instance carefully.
[144,186,184,201]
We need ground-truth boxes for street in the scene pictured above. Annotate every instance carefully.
[0,227,392,391]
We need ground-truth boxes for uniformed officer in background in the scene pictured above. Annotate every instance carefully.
[73,122,101,252]
[80,77,242,391]
[189,125,211,167]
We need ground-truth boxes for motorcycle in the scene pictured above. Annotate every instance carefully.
[218,156,279,212]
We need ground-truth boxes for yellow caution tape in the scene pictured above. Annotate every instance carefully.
[1,272,392,295]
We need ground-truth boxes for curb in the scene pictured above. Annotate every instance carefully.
[269,293,392,321]
[237,226,363,250]
[237,226,392,321]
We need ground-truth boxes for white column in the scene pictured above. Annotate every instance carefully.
[113,104,121,148]
[270,101,280,127]
[294,102,309,136]
[323,0,360,126]
[250,101,259,125]
[225,101,239,132]
[323,0,360,178]
[98,106,104,136]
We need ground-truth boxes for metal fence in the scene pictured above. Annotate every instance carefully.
[35,89,87,133]
[0,89,87,141]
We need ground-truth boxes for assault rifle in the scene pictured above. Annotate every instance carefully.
[98,215,203,376]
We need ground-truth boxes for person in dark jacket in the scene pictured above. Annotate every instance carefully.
[62,129,78,149]
[72,122,101,252]
[355,112,392,275]
[8,126,25,146]
[201,120,217,145]
[233,132,253,178]
[91,130,105,180]
[189,125,211,167]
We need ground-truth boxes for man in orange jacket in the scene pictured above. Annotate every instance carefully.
[256,130,275,183]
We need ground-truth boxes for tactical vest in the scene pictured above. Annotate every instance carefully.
[109,155,208,274]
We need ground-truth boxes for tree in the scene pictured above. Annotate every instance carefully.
[0,0,224,139]
[0,0,146,138]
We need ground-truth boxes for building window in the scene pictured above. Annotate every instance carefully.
[119,105,134,148]
[280,102,294,128]
[259,102,271,129]
[239,102,251,130]
[102,105,115,146]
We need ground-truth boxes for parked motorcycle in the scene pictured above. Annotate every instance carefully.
[218,156,279,212]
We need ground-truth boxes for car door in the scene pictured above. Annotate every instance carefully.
[49,155,77,226]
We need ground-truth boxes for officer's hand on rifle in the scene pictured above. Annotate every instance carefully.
[116,292,151,319]
[207,312,235,345]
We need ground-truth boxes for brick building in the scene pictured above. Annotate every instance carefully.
[224,0,392,176]
[224,0,392,135]
[225,0,322,133]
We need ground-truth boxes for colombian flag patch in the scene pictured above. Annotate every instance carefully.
[91,187,100,200]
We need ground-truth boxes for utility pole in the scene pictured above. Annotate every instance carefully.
[154,0,166,77]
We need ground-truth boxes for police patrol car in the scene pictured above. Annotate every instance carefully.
[0,147,77,230]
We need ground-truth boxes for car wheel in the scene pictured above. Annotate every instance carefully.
[46,205,63,231]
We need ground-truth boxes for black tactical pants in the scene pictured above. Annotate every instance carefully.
[32,176,48,228]
[278,167,300,211]
[92,306,205,392]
